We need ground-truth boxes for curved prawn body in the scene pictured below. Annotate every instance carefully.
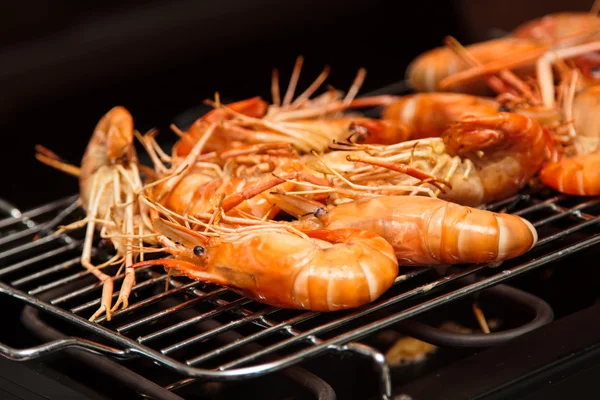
[406,37,542,95]
[539,151,600,195]
[535,79,600,196]
[323,112,550,207]
[36,106,156,322]
[148,144,329,223]
[441,112,549,204]
[132,218,399,311]
[79,106,136,213]
[273,195,538,266]
[438,19,600,94]
[381,93,500,139]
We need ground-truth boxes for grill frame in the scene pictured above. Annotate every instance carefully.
[1,82,600,400]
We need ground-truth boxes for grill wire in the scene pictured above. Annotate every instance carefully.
[1,79,600,399]
[1,184,600,399]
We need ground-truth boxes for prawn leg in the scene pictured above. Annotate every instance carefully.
[537,41,600,107]
[111,189,136,313]
[82,172,119,322]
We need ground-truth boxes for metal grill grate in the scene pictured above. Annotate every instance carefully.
[1,183,600,399]
[1,79,599,400]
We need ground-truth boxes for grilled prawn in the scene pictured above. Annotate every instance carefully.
[381,93,500,139]
[172,57,396,156]
[269,195,538,266]
[36,106,155,321]
[131,218,399,311]
[322,112,552,207]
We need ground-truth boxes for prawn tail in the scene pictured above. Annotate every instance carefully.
[433,203,538,264]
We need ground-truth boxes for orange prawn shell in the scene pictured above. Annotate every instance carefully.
[441,112,550,205]
[202,229,398,310]
[173,97,269,157]
[406,37,541,95]
[157,174,295,220]
[381,93,500,139]
[79,106,135,211]
[148,223,399,311]
[539,152,600,196]
[308,196,538,266]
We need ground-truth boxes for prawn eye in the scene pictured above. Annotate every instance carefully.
[193,246,205,257]
[314,207,326,217]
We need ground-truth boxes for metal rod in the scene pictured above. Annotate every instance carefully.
[71,274,168,314]
[117,288,227,333]
[0,195,77,230]
[162,306,278,355]
[0,198,79,247]
[0,240,81,274]
[138,297,253,344]
[11,255,83,287]
[94,280,201,324]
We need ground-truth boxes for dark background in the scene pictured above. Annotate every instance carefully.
[0,0,593,210]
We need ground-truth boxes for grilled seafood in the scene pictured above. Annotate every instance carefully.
[381,93,500,139]
[265,194,538,266]
[131,218,399,311]
[172,57,395,156]
[320,112,551,207]
[539,151,600,195]
[36,106,155,321]
[440,38,600,99]
[538,78,600,196]
[407,37,543,95]
[141,126,329,222]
